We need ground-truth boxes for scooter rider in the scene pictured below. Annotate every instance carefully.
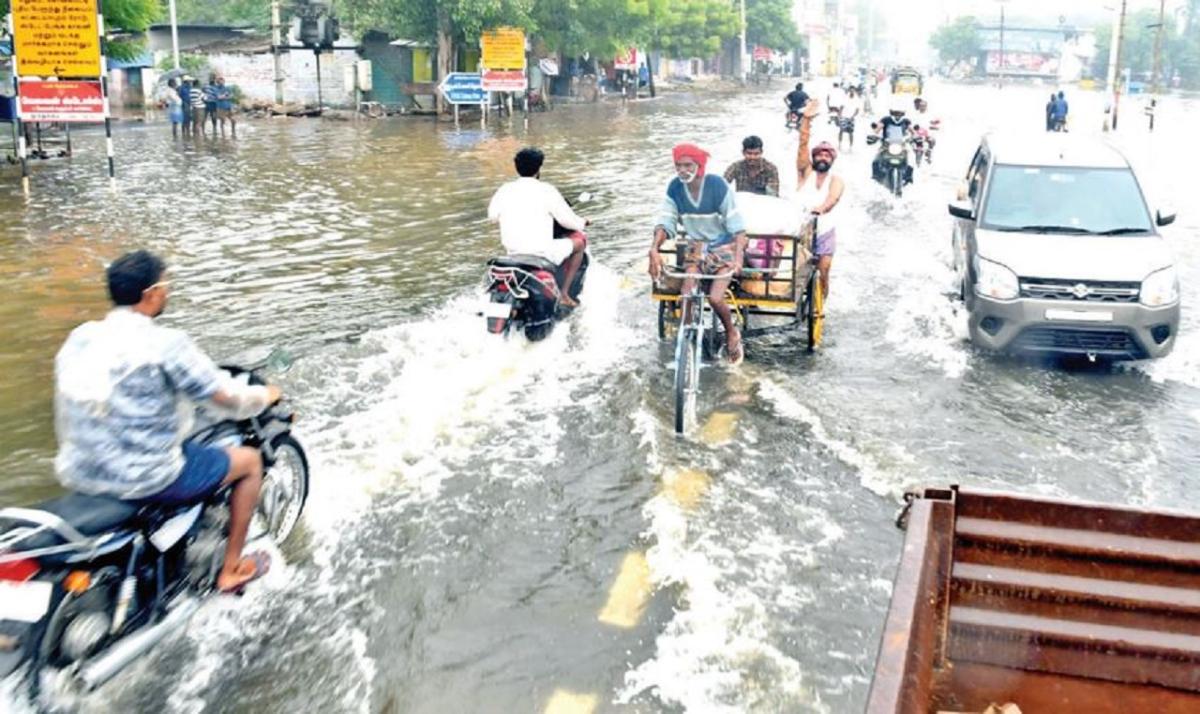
[55,250,282,594]
[872,102,914,185]
[487,147,589,307]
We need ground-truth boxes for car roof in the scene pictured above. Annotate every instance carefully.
[981,132,1131,169]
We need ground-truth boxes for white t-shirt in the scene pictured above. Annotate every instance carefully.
[827,87,847,109]
[487,177,587,263]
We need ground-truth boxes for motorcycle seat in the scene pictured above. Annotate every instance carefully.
[488,254,559,272]
[27,493,140,537]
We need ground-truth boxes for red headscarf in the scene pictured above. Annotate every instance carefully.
[672,143,710,176]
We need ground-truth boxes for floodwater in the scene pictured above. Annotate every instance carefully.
[1,80,1199,713]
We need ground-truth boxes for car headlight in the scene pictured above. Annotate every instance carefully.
[887,143,903,156]
[974,257,1019,300]
[1141,266,1179,307]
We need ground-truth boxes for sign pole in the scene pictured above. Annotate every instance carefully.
[454,103,460,127]
[7,12,28,191]
[98,1,114,179]
[168,0,181,69]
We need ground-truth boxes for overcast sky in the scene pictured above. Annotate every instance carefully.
[876,0,1186,63]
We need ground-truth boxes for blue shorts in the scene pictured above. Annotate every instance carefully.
[143,443,230,505]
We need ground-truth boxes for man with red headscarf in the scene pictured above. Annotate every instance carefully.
[649,142,748,364]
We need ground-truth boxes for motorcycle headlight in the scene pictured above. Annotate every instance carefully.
[887,143,903,156]
[974,257,1019,301]
[1140,266,1179,307]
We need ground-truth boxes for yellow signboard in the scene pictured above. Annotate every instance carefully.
[12,0,103,78]
[481,27,526,71]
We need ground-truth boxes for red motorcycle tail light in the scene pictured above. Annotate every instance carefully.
[0,557,39,581]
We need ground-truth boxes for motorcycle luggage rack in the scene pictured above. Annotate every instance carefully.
[0,507,132,562]
[485,265,558,301]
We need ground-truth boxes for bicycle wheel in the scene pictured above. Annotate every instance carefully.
[806,269,825,353]
[674,326,698,434]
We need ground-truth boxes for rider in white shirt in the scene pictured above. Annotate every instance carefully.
[487,148,589,306]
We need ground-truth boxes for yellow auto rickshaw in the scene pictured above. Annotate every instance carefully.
[891,67,923,95]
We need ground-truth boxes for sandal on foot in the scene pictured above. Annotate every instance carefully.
[217,551,271,595]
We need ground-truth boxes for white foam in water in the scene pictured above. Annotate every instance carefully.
[756,380,915,499]
[617,397,837,713]
[3,264,636,712]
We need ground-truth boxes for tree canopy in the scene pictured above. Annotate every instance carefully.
[1093,7,1200,89]
[745,0,799,53]
[929,16,981,69]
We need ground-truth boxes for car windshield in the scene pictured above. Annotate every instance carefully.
[981,165,1153,234]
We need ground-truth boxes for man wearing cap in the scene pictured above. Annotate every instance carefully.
[649,143,748,364]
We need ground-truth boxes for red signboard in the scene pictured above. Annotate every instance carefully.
[752,46,772,62]
[614,48,640,71]
[17,80,106,122]
[482,69,526,92]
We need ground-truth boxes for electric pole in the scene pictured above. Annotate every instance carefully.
[739,0,748,83]
[1152,0,1166,95]
[1113,0,1127,130]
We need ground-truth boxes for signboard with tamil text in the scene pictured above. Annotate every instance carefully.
[481,28,526,71]
[481,70,526,92]
[438,72,485,104]
[17,80,106,122]
[12,0,103,78]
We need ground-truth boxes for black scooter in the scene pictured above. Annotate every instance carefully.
[867,134,912,197]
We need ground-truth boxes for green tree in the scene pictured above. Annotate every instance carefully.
[1092,9,1191,87]
[650,0,737,58]
[745,0,799,52]
[532,0,645,58]
[169,0,270,28]
[928,15,980,71]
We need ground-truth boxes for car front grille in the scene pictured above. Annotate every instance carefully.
[1019,278,1140,303]
[1010,326,1147,359]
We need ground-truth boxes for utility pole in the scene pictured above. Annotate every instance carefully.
[998,2,1006,88]
[739,0,748,83]
[1112,0,1128,130]
[271,1,284,104]
[168,0,180,69]
[1152,0,1166,95]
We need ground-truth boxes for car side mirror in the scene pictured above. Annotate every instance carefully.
[1157,209,1176,227]
[948,201,975,220]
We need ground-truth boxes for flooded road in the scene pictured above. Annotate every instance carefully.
[2,81,1200,712]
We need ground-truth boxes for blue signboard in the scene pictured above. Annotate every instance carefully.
[439,72,485,104]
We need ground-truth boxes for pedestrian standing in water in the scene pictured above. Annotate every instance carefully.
[165,79,184,139]
[214,76,237,139]
[178,77,193,135]
[1045,93,1055,131]
[203,74,219,136]
[189,78,207,138]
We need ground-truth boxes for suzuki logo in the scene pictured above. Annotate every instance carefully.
[1071,283,1091,299]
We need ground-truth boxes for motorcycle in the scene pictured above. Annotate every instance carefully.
[0,353,308,701]
[912,134,927,166]
[481,197,593,342]
[867,134,911,197]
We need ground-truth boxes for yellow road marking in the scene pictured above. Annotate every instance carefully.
[597,551,652,628]
[662,467,711,512]
[701,411,738,445]
[543,689,598,714]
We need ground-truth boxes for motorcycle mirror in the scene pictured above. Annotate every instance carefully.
[577,192,593,203]
[232,346,294,373]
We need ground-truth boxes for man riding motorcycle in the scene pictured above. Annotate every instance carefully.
[784,82,809,127]
[871,103,914,186]
[487,147,590,307]
[55,250,282,594]
[913,97,938,161]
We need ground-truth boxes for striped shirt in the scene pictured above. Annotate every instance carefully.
[655,174,745,249]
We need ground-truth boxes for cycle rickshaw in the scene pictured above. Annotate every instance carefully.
[652,197,824,434]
